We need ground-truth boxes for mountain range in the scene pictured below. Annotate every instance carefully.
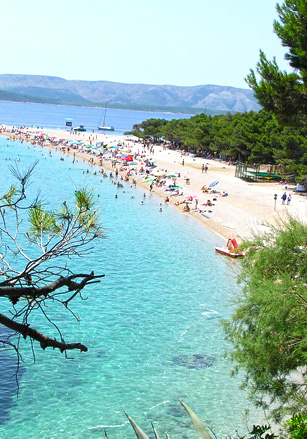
[0,74,261,115]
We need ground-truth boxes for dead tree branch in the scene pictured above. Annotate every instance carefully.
[0,313,88,352]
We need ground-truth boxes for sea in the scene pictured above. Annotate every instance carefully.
[0,101,193,134]
[0,102,259,439]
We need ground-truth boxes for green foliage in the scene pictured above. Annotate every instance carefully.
[73,188,100,233]
[28,205,59,236]
[125,110,307,181]
[246,0,307,127]
[28,188,100,237]
[223,218,307,421]
[285,413,307,439]
[248,424,277,439]
[129,118,169,142]
[0,185,18,206]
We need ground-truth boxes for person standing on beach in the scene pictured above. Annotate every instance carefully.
[282,192,287,204]
[287,194,292,205]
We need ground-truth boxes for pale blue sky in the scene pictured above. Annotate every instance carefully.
[2,0,290,89]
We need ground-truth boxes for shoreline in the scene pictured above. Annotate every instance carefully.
[2,125,307,243]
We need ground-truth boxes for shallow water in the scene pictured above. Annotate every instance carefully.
[0,137,257,439]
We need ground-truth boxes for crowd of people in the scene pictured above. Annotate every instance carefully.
[1,125,300,240]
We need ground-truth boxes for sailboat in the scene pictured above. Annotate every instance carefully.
[97,102,114,131]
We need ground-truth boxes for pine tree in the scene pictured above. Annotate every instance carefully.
[246,0,307,127]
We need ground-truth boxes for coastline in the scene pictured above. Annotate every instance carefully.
[2,125,306,243]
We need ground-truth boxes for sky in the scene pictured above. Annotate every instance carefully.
[1,0,290,89]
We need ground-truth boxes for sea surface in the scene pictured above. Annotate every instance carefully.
[0,103,259,439]
[0,101,192,135]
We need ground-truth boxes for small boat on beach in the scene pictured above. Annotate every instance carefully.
[98,102,114,131]
[215,238,245,258]
[74,125,86,132]
[215,247,245,258]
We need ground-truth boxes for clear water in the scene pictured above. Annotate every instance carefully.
[0,101,192,136]
[0,126,258,438]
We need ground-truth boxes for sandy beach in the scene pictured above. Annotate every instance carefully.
[2,125,307,243]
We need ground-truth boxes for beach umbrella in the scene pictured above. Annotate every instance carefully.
[209,180,219,187]
[123,155,133,161]
[168,174,177,178]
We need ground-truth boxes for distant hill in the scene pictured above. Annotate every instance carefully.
[0,89,49,104]
[0,74,261,114]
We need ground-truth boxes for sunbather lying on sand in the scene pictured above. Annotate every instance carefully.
[202,200,214,206]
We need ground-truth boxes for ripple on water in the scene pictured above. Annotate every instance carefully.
[0,136,261,439]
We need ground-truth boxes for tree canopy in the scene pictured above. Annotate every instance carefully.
[126,109,307,182]
[246,0,307,127]
[223,218,307,422]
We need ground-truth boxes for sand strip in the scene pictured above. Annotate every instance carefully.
[2,125,306,243]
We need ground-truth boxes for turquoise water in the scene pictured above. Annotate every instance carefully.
[0,137,257,439]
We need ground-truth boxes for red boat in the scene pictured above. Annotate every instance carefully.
[215,238,245,258]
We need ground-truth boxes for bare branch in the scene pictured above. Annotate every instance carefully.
[0,272,105,300]
[0,313,88,352]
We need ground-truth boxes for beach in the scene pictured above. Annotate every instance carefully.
[0,125,284,437]
[3,125,307,242]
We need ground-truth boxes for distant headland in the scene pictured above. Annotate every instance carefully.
[0,74,260,115]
